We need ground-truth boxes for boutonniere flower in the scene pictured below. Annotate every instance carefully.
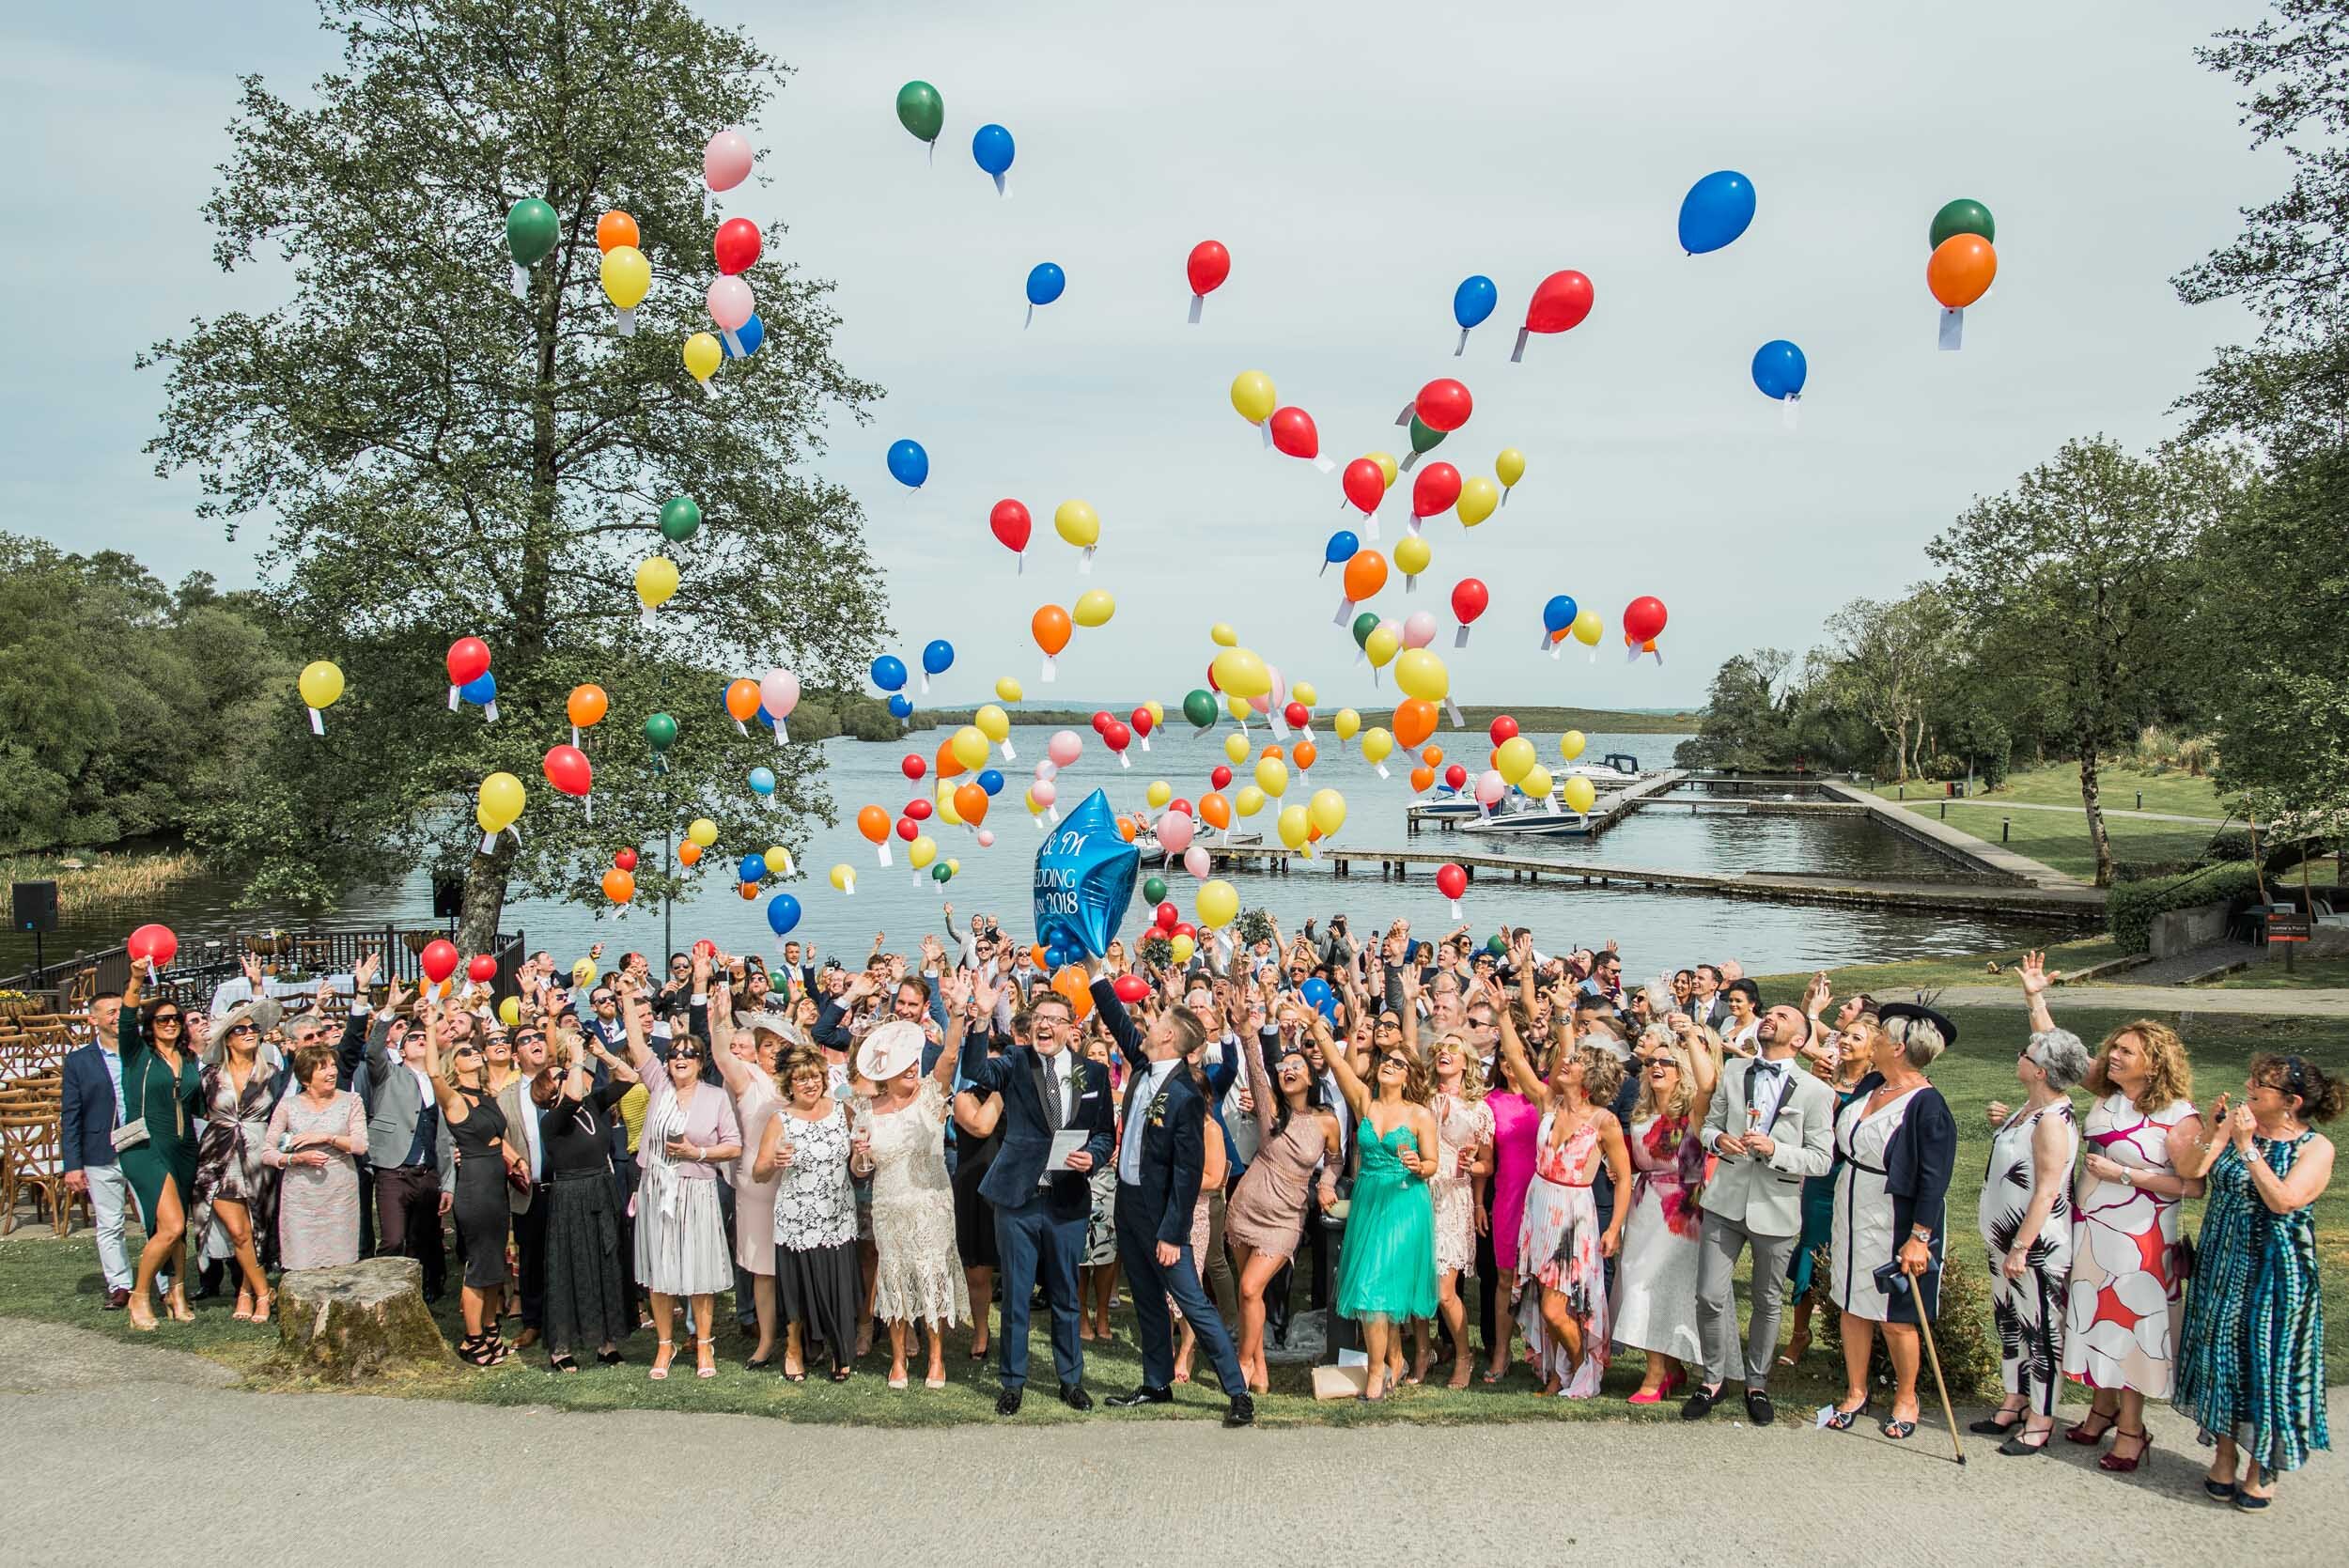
[1067,1059,1088,1095]
[1145,1091,1169,1128]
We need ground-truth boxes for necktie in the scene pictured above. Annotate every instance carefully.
[1042,1056,1063,1131]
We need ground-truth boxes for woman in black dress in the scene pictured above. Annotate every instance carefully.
[536,1036,633,1371]
[951,1014,1008,1361]
[423,1003,520,1366]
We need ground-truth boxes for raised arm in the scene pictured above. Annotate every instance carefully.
[1492,996,1548,1103]
[2017,951,2059,1038]
[1309,1011,1370,1119]
[1675,1013,1722,1127]
[419,1006,469,1124]
[705,974,753,1095]
[614,975,653,1072]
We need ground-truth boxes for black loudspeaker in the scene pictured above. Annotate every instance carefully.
[11,880,59,934]
[431,876,466,920]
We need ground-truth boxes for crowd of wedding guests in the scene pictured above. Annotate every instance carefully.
[55,910,2333,1499]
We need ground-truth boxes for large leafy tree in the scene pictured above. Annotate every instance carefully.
[145,0,881,950]
[1818,586,1952,783]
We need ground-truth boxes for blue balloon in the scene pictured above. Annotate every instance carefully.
[754,705,776,732]
[1033,788,1140,962]
[977,767,1004,797]
[886,438,929,489]
[748,766,776,797]
[1678,170,1756,256]
[1453,275,1498,331]
[1025,262,1066,308]
[972,122,1016,177]
[1751,339,1808,400]
[1299,976,1339,1022]
[1325,529,1359,566]
[922,638,955,676]
[719,312,764,359]
[1542,595,1579,635]
[870,655,907,692]
[887,693,914,720]
[459,671,496,706]
[766,893,801,938]
[739,853,768,884]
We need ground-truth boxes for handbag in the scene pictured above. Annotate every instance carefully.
[109,1048,182,1152]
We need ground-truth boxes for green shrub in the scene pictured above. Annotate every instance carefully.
[2199,829,2254,866]
[2108,861,2265,954]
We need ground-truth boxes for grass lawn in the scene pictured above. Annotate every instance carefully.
[2208,957,2349,990]
[1867,763,2234,820]
[1904,801,2220,881]
[1752,936,2129,1001]
[4,1003,2341,1424]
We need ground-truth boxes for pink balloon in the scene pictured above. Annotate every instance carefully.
[1248,692,1269,714]
[1475,769,1505,807]
[758,668,800,719]
[1155,810,1195,855]
[1268,665,1288,711]
[708,275,754,332]
[977,830,996,848]
[1048,729,1084,767]
[1031,779,1059,809]
[1402,611,1439,649]
[1376,617,1401,644]
[704,130,754,194]
[1034,759,1058,781]
[1183,845,1213,879]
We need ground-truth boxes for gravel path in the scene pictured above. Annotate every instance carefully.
[0,1318,2338,1566]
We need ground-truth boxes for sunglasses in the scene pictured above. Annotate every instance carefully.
[671,1050,705,1064]
[453,1045,483,1059]
[226,1022,258,1036]
[152,1013,183,1025]
[591,994,614,1005]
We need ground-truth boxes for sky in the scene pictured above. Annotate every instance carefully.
[0,0,2279,710]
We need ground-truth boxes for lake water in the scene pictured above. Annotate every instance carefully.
[8,725,2076,983]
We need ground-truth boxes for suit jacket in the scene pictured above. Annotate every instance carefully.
[1693,996,1732,1033]
[1090,978,1207,1249]
[957,1027,1112,1221]
[1696,1054,1833,1237]
[493,1074,543,1214]
[362,1017,456,1194]
[59,1043,122,1173]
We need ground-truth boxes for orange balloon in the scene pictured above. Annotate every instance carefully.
[725,678,761,722]
[1393,698,1438,749]
[568,684,609,729]
[857,805,889,845]
[1926,235,1997,309]
[1293,740,1318,771]
[1409,765,1436,791]
[1421,746,1443,767]
[1199,791,1232,831]
[955,783,989,827]
[1342,551,1389,602]
[1307,825,1323,842]
[936,739,966,780]
[1032,604,1073,657]
[677,841,703,867]
[595,210,640,254]
[600,867,635,904]
[1029,944,1053,972]
[1262,744,1284,761]
[1116,815,1137,842]
[1050,964,1096,1020]
[739,882,759,900]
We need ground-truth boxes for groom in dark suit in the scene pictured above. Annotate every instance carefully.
[956,972,1115,1416]
[1089,967,1254,1428]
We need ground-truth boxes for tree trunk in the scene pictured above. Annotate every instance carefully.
[459,836,513,957]
[2079,738,2114,887]
[272,1256,454,1382]
[1892,719,1910,783]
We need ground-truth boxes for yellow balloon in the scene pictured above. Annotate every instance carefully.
[908,834,937,871]
[1072,588,1115,628]
[1572,608,1603,647]
[765,846,793,879]
[994,676,1024,704]
[1332,707,1361,741]
[1563,775,1596,814]
[1023,787,1042,815]
[1307,787,1346,837]
[635,554,679,611]
[1519,764,1553,803]
[1209,622,1238,647]
[683,332,722,383]
[1365,627,1399,669]
[477,771,526,831]
[935,780,963,827]
[1393,535,1432,579]
[1360,727,1393,766]
[1495,736,1536,784]
[1169,933,1196,965]
[499,996,521,1028]
[1196,878,1239,929]
[1053,500,1099,551]
[1226,693,1252,723]
[1393,647,1449,703]
[1292,681,1317,707]
[1559,730,1586,761]
[1229,371,1276,427]
[949,725,988,771]
[975,706,1012,747]
[297,660,344,711]
[1277,805,1311,850]
[1367,451,1399,488]
[687,816,719,846]
[1144,700,1163,728]
[1253,757,1289,799]
[1210,646,1271,699]
[1145,780,1172,809]
[1235,784,1267,817]
[600,244,650,311]
[829,863,857,893]
[1223,731,1250,764]
[945,858,960,876]
[1456,476,1499,527]
[1496,448,1526,491]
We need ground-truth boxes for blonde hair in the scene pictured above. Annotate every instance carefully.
[1632,1039,1698,1122]
[1562,1046,1625,1110]
[1431,1032,1486,1104]
[2086,1019,2193,1114]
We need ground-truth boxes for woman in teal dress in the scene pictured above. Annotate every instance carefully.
[2175,1054,2339,1511]
[1315,1013,1438,1401]
[117,958,205,1331]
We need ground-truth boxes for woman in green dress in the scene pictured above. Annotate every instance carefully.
[1314,1012,1438,1402]
[118,957,204,1331]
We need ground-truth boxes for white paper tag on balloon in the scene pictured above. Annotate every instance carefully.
[1938,308,1964,351]
[1782,395,1799,431]
[1188,294,1205,325]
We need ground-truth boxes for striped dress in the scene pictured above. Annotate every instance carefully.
[2174,1133,2330,1473]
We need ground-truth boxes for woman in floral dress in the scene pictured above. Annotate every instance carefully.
[756,1044,862,1382]
[190,1002,288,1323]
[1612,1017,1719,1402]
[854,1018,967,1389]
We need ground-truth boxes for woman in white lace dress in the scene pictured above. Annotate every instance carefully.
[854,1017,968,1389]
[1414,1031,1494,1389]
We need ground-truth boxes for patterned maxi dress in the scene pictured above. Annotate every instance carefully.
[865,1078,969,1327]
[2174,1133,2330,1473]
[1610,1112,1706,1362]
[1517,1113,1610,1397]
[1979,1099,2077,1418]
[2063,1093,2195,1397]
[190,1056,284,1267]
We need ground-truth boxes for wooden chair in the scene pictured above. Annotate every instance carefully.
[64,968,97,1013]
[0,1102,70,1237]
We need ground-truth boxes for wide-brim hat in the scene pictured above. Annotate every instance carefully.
[739,1010,796,1042]
[1877,1000,1957,1048]
[856,1019,926,1082]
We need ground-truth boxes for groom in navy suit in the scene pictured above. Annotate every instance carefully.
[1089,965,1254,1428]
[956,971,1115,1416]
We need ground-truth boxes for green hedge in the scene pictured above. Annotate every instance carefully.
[2108,861,2265,955]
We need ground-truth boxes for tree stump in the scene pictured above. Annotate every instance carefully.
[273,1257,454,1381]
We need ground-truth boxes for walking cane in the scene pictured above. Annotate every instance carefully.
[1911,1279,1966,1467]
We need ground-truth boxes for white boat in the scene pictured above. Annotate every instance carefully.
[1455,795,1594,838]
[1406,787,1482,822]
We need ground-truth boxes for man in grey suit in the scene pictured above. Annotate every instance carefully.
[363,981,456,1302]
[1688,965,1732,1032]
[1684,1000,1832,1426]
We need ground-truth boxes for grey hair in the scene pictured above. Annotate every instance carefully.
[1882,1013,1946,1071]
[2026,1028,2091,1092]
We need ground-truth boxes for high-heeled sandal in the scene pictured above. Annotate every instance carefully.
[1880,1416,1919,1440]
[1968,1406,2027,1436]
[648,1339,675,1380]
[548,1353,581,1374]
[1999,1428,2053,1456]
[458,1333,506,1368]
[250,1291,273,1326]
[1823,1397,1872,1432]
[2064,1410,2117,1445]
[2097,1428,2151,1472]
[233,1294,255,1323]
[694,1337,716,1378]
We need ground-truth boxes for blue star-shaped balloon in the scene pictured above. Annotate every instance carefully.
[1033,788,1139,962]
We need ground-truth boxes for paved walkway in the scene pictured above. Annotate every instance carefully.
[0,1317,2338,1565]
[1948,984,2349,1017]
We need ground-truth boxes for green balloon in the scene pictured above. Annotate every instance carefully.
[659,496,702,543]
[932,863,952,883]
[1350,611,1380,649]
[644,712,677,751]
[1486,934,1506,956]
[506,198,560,268]
[1408,415,1446,457]
[895,80,944,145]
[1182,689,1219,730]
[1143,876,1168,906]
[1929,198,1995,249]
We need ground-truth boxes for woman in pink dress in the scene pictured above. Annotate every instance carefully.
[708,970,786,1370]
[1480,989,1546,1382]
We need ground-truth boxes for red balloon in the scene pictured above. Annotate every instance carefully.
[1130,706,1155,737]
[1210,765,1233,790]
[1283,702,1309,729]
[1268,406,1320,461]
[1444,764,1468,789]
[906,798,934,821]
[420,939,459,985]
[1525,270,1595,334]
[1451,578,1489,625]
[989,499,1032,555]
[466,955,499,985]
[1205,660,1221,693]
[126,923,179,970]
[1435,862,1468,901]
[1103,721,1133,752]
[1167,798,1192,816]
[1091,710,1112,734]
[614,846,638,872]
[542,743,593,798]
[901,754,926,781]
[1411,461,1462,519]
[445,636,490,686]
[1623,595,1669,644]
[1341,458,1384,517]
[1155,901,1179,929]
[692,939,718,960]
[1173,923,1196,941]
[1415,378,1473,433]
[1112,973,1152,1004]
[712,216,763,276]
[896,816,919,842]
[1186,240,1230,298]
[1489,715,1519,746]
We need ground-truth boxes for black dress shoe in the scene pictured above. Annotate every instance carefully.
[1106,1386,1174,1408]
[1223,1391,1255,1428]
[1059,1381,1093,1412]
[1682,1383,1722,1421]
[996,1387,1023,1417]
[1744,1388,1775,1426]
